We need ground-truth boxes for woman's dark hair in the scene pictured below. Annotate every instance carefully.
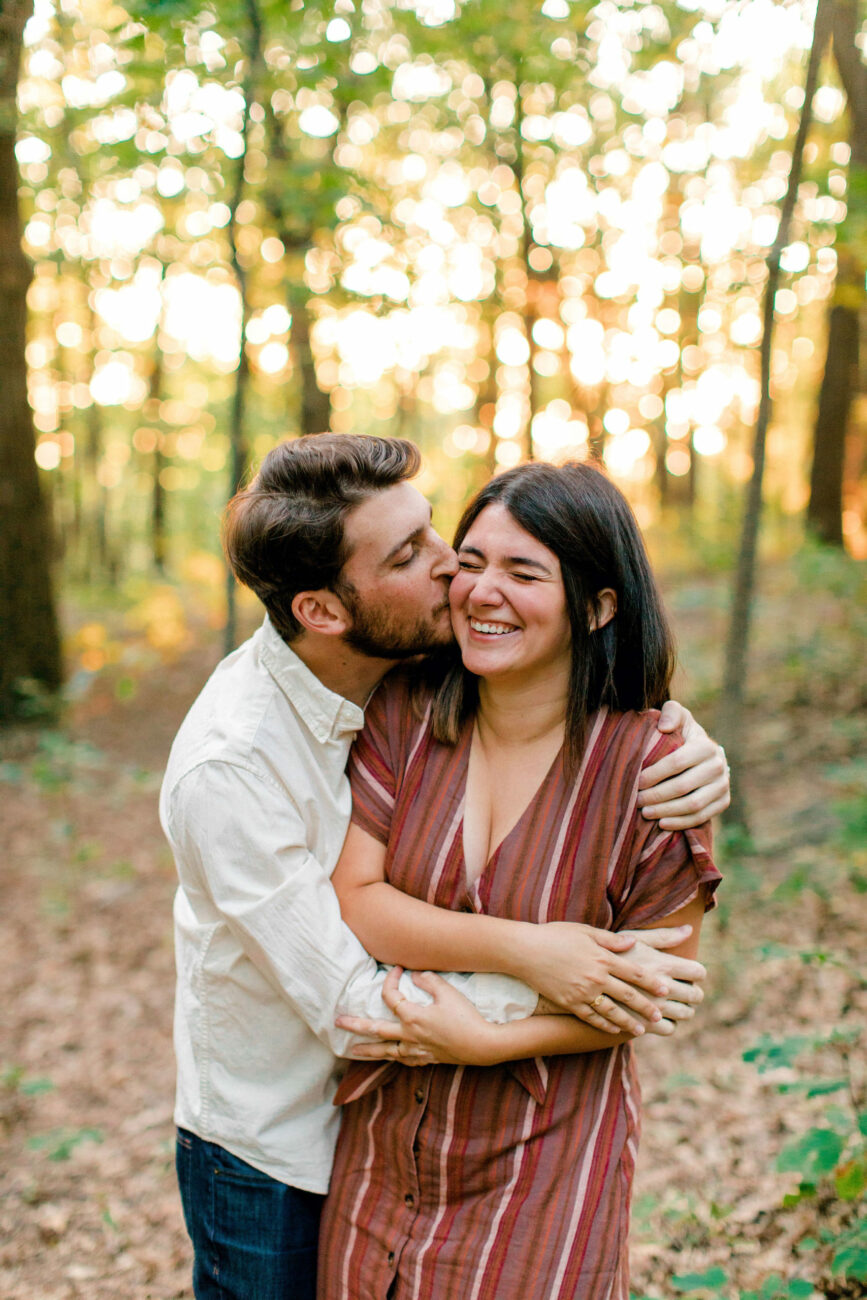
[223,433,421,641]
[430,460,676,774]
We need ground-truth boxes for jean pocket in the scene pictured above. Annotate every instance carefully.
[212,1148,276,1188]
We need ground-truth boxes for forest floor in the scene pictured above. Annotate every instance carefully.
[1,547,865,1300]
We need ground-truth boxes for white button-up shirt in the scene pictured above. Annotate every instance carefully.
[160,618,535,1193]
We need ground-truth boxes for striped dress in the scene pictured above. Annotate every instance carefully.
[318,676,720,1300]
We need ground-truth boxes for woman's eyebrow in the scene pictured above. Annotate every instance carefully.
[459,544,551,574]
[505,555,551,573]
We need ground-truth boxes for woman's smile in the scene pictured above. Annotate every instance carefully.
[467,617,520,638]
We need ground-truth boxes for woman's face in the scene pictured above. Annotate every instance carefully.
[449,503,572,683]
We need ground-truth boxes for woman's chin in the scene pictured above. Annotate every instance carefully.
[459,648,518,678]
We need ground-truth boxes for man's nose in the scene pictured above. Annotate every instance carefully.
[431,537,458,579]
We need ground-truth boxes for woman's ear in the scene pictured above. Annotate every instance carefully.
[589,588,617,632]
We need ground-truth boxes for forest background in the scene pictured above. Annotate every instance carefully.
[0,0,865,1296]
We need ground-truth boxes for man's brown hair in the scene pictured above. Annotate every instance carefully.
[223,433,421,641]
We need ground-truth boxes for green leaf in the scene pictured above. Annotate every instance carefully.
[786,1282,815,1299]
[28,1127,103,1162]
[19,1077,55,1096]
[743,1034,811,1072]
[831,1244,867,1282]
[671,1268,728,1292]
[777,1128,846,1180]
[835,1159,867,1201]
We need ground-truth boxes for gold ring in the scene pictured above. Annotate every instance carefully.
[591,994,606,1010]
[393,997,407,1014]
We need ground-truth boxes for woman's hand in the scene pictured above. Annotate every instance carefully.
[337,968,501,1068]
[513,922,693,1035]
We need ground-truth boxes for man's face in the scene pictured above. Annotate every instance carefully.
[337,482,458,659]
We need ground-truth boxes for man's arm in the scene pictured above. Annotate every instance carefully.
[641,702,729,828]
[164,762,535,1055]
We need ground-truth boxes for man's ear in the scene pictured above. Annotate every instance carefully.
[589,588,617,632]
[291,588,351,638]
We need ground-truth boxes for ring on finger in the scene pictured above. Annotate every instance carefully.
[392,996,407,1014]
[591,994,606,1010]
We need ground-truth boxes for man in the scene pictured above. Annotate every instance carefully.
[161,434,728,1300]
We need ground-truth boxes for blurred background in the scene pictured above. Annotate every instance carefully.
[0,1,865,1297]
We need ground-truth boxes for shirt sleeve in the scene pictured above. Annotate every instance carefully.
[609,728,722,932]
[166,760,536,1054]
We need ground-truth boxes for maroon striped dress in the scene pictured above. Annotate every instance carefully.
[318,677,720,1300]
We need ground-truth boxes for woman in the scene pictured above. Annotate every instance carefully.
[318,462,721,1299]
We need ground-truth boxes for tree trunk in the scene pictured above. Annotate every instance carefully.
[807,303,858,544]
[223,0,262,656]
[806,0,867,546]
[512,86,536,461]
[288,283,330,435]
[261,94,332,438]
[0,0,63,722]
[718,0,831,828]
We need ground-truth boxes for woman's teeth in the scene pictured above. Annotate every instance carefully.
[469,619,517,635]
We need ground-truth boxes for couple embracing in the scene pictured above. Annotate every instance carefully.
[161,433,726,1299]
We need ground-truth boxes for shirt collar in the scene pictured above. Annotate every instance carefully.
[258,618,366,744]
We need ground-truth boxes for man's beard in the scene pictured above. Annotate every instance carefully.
[336,580,454,660]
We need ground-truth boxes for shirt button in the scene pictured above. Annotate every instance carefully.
[414,1087,424,1103]
[404,1193,414,1208]
[387,1251,395,1266]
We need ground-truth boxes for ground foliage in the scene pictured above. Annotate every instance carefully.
[0,548,865,1299]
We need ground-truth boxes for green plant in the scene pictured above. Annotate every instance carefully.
[743,1028,867,1286]
[27,1126,103,1162]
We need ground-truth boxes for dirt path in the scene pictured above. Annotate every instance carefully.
[1,572,864,1298]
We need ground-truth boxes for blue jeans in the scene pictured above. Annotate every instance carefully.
[175,1128,324,1300]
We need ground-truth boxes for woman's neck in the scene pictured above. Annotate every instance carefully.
[476,669,570,750]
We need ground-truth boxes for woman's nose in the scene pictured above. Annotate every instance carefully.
[467,571,503,606]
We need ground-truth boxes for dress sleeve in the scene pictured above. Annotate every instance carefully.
[609,727,722,931]
[347,673,422,845]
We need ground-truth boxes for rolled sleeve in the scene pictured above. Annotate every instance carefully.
[167,761,390,1058]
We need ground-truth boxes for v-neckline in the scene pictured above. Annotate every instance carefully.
[458,718,564,891]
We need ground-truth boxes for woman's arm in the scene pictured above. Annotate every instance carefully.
[333,822,688,1035]
[340,894,708,1067]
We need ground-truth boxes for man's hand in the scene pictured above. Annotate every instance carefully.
[614,927,706,1035]
[638,701,729,829]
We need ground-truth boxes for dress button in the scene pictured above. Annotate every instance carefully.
[414,1087,424,1103]
[387,1251,395,1266]
[405,1193,414,1208]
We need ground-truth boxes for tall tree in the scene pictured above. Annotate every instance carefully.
[0,0,62,722]
[806,0,866,546]
[718,0,832,827]
[223,0,262,654]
